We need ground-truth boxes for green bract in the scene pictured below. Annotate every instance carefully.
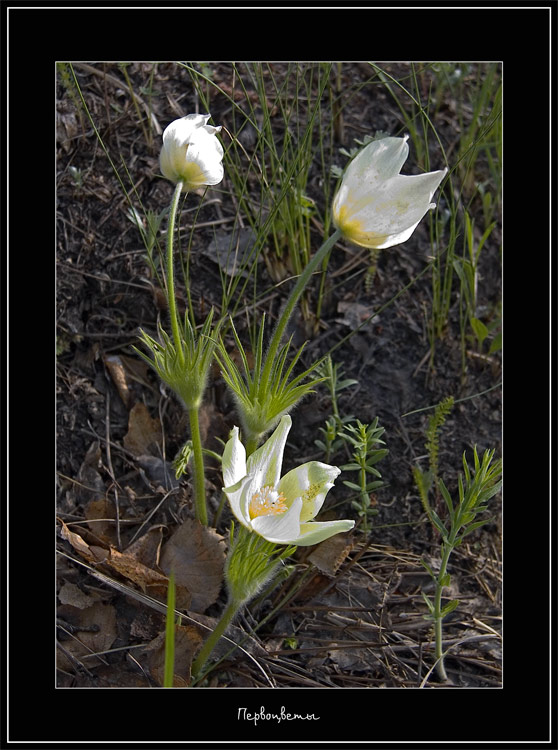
[216,315,324,451]
[333,136,447,249]
[135,309,218,411]
[222,414,354,546]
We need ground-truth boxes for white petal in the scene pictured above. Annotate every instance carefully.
[335,171,446,250]
[162,114,210,145]
[251,497,303,543]
[333,134,446,250]
[221,426,246,488]
[288,519,355,547]
[223,473,253,528]
[160,114,223,190]
[278,462,341,522]
[344,136,409,186]
[245,414,291,490]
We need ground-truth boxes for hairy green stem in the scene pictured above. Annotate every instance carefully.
[166,180,186,368]
[245,437,259,458]
[260,228,342,389]
[433,536,454,681]
[191,597,241,682]
[188,406,208,525]
[360,464,369,532]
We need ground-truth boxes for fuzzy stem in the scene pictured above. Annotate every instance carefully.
[191,597,241,682]
[360,463,369,532]
[166,180,186,368]
[245,436,259,458]
[433,538,454,681]
[260,228,341,390]
[188,406,208,525]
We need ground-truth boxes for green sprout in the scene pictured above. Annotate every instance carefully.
[419,447,502,682]
[339,418,388,532]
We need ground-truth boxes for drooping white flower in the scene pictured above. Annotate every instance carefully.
[332,135,447,249]
[159,113,224,191]
[222,415,354,546]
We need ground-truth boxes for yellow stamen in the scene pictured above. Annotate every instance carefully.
[249,486,288,519]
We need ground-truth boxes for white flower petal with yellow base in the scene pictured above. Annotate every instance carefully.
[278,461,340,522]
[222,415,354,546]
[333,135,447,250]
[251,497,303,543]
[160,113,224,192]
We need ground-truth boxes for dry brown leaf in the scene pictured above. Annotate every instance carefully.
[58,521,191,610]
[58,581,97,610]
[307,532,354,576]
[85,496,117,546]
[145,625,204,687]
[76,441,105,505]
[106,548,169,591]
[103,354,132,408]
[57,601,118,672]
[59,520,109,565]
[123,402,163,457]
[109,527,191,610]
[159,518,226,613]
[125,525,164,567]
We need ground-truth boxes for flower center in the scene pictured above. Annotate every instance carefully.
[249,485,288,519]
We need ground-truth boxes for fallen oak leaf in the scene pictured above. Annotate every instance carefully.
[159,518,226,613]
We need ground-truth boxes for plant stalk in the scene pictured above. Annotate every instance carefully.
[433,536,454,681]
[163,571,176,687]
[260,228,341,389]
[166,180,186,368]
[191,597,241,682]
[188,406,208,525]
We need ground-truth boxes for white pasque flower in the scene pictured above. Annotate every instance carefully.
[159,113,224,191]
[222,415,354,546]
[332,135,447,249]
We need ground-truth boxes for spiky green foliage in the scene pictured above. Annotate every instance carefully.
[225,523,296,606]
[216,315,325,452]
[135,308,218,410]
[425,395,454,488]
[419,446,502,681]
[339,418,388,531]
[413,395,454,529]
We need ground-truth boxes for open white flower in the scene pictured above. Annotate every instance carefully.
[159,113,224,191]
[222,415,354,546]
[333,135,447,249]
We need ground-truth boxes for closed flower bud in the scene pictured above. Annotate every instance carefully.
[159,113,224,191]
[333,135,447,249]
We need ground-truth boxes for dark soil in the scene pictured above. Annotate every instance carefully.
[56,62,502,690]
